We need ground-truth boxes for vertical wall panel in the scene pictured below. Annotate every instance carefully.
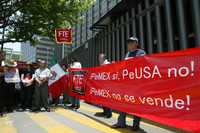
[176,0,188,49]
[138,4,145,49]
[145,0,153,53]
[191,0,200,46]
[164,0,175,51]
[155,0,163,52]
[120,16,125,58]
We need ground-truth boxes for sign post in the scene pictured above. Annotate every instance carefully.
[55,28,72,59]
[62,43,65,59]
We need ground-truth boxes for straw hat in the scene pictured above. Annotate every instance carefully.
[4,60,17,67]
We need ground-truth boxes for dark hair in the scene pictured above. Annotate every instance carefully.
[99,53,106,59]
[70,57,78,63]
[127,40,141,49]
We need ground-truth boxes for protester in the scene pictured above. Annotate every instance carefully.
[62,64,71,105]
[112,37,146,131]
[94,53,112,118]
[4,60,20,112]
[32,59,52,112]
[69,58,82,109]
[20,62,35,110]
[0,66,5,116]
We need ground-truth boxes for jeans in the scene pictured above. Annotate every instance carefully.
[103,107,112,116]
[117,112,141,127]
[70,96,80,107]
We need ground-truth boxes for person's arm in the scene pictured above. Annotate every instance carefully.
[26,74,35,86]
[21,74,25,83]
[35,70,42,85]
[40,69,52,83]
[136,49,146,56]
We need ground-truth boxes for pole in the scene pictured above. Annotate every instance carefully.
[62,43,65,59]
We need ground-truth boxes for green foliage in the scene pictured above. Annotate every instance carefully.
[1,0,94,44]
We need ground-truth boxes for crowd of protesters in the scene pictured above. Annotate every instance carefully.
[0,36,145,132]
[0,59,52,115]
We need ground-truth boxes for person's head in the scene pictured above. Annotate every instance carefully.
[70,58,78,64]
[62,65,67,70]
[99,53,106,65]
[127,37,139,51]
[26,62,32,69]
[38,59,46,69]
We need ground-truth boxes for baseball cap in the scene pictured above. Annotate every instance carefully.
[127,37,139,43]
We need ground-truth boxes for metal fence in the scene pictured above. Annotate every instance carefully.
[70,0,200,67]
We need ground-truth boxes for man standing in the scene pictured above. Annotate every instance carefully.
[94,53,112,118]
[69,58,82,109]
[32,59,52,112]
[112,37,146,131]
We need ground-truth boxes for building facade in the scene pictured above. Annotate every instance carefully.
[35,36,55,66]
[70,0,200,67]
[21,42,36,62]
[3,48,22,61]
[55,44,72,63]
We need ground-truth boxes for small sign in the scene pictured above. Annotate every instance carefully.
[55,28,72,44]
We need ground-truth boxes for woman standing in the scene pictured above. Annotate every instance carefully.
[0,67,5,116]
[4,60,20,112]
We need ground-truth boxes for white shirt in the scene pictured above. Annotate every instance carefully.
[4,68,20,83]
[102,59,110,65]
[70,62,82,69]
[35,68,52,79]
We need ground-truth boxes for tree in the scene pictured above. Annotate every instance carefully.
[0,0,94,50]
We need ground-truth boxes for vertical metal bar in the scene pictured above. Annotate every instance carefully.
[155,0,163,52]
[116,20,120,61]
[99,32,102,53]
[145,0,153,53]
[131,8,137,37]
[62,44,65,59]
[104,28,108,58]
[138,4,145,49]
[176,0,188,49]
[93,37,96,66]
[102,31,104,53]
[97,35,100,65]
[191,0,200,46]
[120,16,125,58]
[88,41,90,67]
[126,12,130,38]
[102,31,105,53]
[112,23,116,61]
[108,24,112,61]
[85,12,88,41]
[164,0,174,51]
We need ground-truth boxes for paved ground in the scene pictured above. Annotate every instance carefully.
[0,102,186,133]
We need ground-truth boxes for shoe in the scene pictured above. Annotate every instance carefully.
[74,106,80,110]
[104,115,112,119]
[111,124,126,129]
[68,105,76,109]
[17,108,24,112]
[31,108,40,112]
[132,124,140,131]
[45,108,51,112]
[94,112,106,117]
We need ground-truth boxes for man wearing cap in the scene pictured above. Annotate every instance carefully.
[32,59,52,112]
[112,37,146,131]
[94,53,112,118]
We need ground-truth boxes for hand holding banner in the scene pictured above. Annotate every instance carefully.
[67,48,200,133]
